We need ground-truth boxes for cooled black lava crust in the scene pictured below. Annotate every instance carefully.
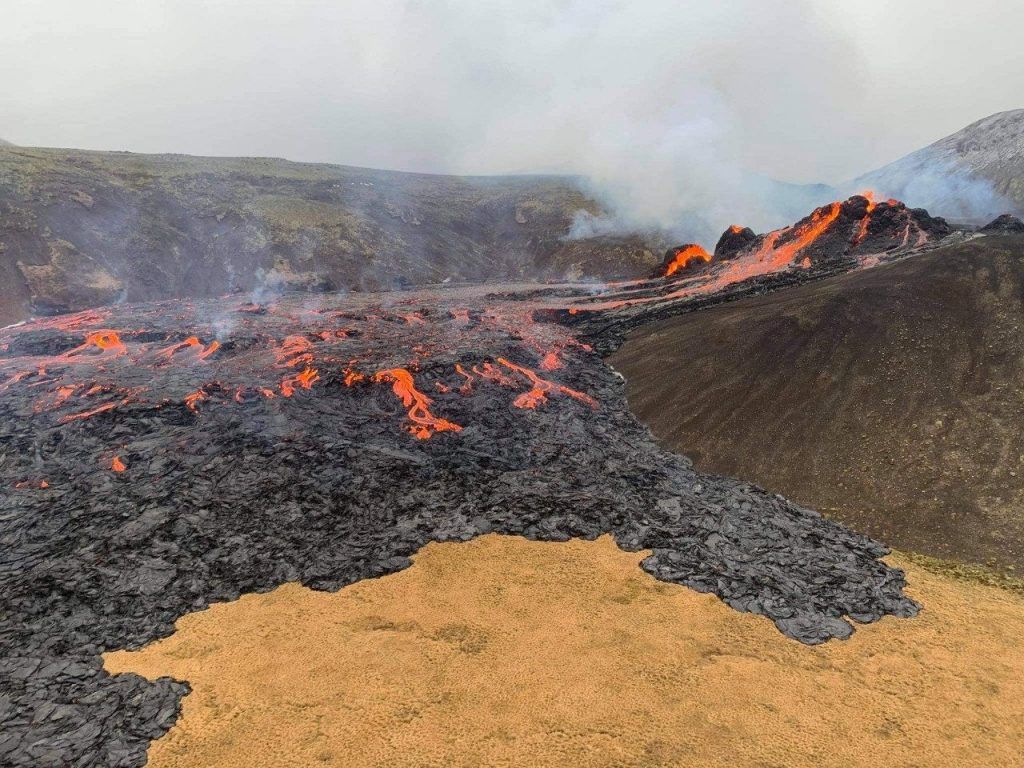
[0,287,918,767]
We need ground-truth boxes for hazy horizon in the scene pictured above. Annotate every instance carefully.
[4,0,1022,230]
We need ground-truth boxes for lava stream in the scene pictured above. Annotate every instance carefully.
[280,367,320,397]
[64,330,126,358]
[496,358,598,410]
[853,191,877,246]
[372,368,462,439]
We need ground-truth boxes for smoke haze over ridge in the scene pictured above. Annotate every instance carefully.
[2,0,1023,238]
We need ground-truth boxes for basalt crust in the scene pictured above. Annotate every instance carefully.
[1,194,958,766]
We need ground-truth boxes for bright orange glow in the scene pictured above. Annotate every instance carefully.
[280,366,320,397]
[454,363,474,394]
[275,335,314,368]
[539,351,562,371]
[853,191,877,246]
[496,357,598,410]
[472,362,517,387]
[372,368,462,439]
[662,244,712,277]
[343,368,366,387]
[160,336,219,361]
[65,330,126,358]
[59,401,119,423]
[111,456,126,472]
[184,389,209,412]
[757,202,842,266]
[198,340,220,360]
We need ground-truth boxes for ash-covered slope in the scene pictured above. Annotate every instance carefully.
[852,109,1024,223]
[0,146,668,326]
[610,230,1024,571]
[0,286,918,766]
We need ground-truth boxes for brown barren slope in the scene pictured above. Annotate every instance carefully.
[0,146,666,326]
[610,233,1024,570]
[105,535,1024,768]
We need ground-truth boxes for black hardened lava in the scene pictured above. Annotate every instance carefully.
[0,287,918,767]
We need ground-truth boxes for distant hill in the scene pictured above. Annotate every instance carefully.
[0,146,669,326]
[0,138,15,147]
[611,231,1024,571]
[852,109,1024,223]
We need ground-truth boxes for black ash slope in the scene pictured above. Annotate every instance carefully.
[0,288,917,767]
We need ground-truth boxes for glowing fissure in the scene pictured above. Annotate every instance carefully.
[496,357,598,410]
[372,368,462,440]
[280,367,320,397]
[159,336,219,361]
[64,330,126,358]
[853,191,877,246]
[662,244,712,277]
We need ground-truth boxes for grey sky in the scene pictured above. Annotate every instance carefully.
[2,0,1021,224]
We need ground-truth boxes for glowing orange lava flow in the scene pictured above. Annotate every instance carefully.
[662,244,712,277]
[473,362,517,387]
[59,401,120,423]
[496,358,598,410]
[853,191,877,246]
[111,456,126,472]
[184,389,209,412]
[372,368,462,439]
[160,336,219,361]
[540,351,562,371]
[198,340,220,360]
[280,366,320,397]
[454,363,474,394]
[65,330,126,357]
[755,201,842,267]
[275,335,314,368]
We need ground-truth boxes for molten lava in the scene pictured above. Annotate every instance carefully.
[280,366,320,397]
[159,336,219,361]
[497,358,598,410]
[853,191,877,246]
[758,202,842,267]
[275,335,314,368]
[662,244,712,277]
[372,368,462,439]
[111,456,126,472]
[66,330,126,358]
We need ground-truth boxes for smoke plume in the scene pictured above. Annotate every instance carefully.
[3,1,1022,241]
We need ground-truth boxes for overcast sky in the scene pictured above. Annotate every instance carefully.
[2,1,1022,223]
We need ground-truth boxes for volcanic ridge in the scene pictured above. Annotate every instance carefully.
[0,193,957,766]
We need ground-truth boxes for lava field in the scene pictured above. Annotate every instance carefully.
[0,195,944,767]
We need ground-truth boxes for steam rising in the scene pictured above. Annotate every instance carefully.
[2,1,1022,240]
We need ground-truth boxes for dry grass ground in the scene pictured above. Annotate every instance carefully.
[105,534,1024,768]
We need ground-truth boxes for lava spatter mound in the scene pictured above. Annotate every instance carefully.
[1,286,917,766]
[549,194,957,353]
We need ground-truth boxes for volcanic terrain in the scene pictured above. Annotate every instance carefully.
[0,145,672,327]
[853,108,1024,223]
[0,193,973,766]
[611,225,1024,571]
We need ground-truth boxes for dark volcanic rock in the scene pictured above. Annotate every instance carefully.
[714,225,757,259]
[0,147,669,327]
[652,244,712,278]
[0,285,918,766]
[610,234,1024,572]
[980,213,1024,232]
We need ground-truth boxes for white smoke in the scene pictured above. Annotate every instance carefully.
[4,0,1019,239]
[850,153,1018,223]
